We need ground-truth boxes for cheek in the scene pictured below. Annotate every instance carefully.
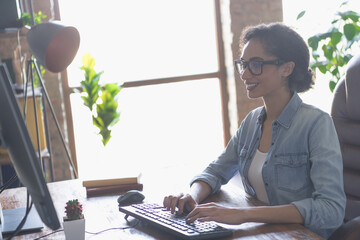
[258,76,287,94]
[265,70,286,87]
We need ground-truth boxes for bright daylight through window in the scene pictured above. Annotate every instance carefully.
[59,0,225,180]
[59,0,360,180]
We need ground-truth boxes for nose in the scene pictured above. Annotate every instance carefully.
[239,66,252,81]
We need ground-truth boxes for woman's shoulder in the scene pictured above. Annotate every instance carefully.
[295,102,335,129]
[299,102,330,118]
[235,106,264,135]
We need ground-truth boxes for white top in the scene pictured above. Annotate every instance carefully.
[248,149,269,204]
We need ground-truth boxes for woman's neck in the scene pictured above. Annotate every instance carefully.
[263,90,292,122]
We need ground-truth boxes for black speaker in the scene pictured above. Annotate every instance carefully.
[0,0,22,29]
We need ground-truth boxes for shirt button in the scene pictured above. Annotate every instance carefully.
[265,183,269,187]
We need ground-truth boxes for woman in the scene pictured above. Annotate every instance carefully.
[163,22,346,239]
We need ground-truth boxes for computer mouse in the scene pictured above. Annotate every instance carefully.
[117,190,145,206]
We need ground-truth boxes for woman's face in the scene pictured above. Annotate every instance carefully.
[239,39,290,100]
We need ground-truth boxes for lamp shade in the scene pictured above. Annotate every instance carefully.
[27,21,80,73]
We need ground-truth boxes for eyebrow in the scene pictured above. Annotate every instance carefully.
[240,57,265,61]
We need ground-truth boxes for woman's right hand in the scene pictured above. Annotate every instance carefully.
[163,193,197,215]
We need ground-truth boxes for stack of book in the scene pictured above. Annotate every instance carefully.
[83,175,143,198]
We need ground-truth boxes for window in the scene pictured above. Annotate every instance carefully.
[59,0,228,179]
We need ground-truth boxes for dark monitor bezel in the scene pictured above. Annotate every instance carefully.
[0,63,60,231]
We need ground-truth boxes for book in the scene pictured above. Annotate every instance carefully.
[86,183,143,198]
[82,176,139,188]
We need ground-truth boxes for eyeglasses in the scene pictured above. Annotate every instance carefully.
[234,59,284,76]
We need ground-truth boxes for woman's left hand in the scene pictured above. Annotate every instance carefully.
[185,202,245,225]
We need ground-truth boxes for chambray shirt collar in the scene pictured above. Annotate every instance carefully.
[256,92,302,128]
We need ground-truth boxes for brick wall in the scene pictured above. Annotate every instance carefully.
[0,0,73,181]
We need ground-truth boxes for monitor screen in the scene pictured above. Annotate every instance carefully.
[0,63,60,232]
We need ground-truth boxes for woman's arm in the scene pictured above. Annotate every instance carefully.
[189,181,212,204]
[292,114,345,230]
[186,203,304,225]
[243,204,304,224]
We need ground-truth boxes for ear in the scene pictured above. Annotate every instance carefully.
[280,61,295,77]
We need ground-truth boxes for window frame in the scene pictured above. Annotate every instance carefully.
[57,0,230,173]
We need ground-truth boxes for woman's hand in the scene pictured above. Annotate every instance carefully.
[186,202,245,225]
[163,193,198,214]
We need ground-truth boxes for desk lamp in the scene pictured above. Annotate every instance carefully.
[24,21,80,178]
[27,21,80,73]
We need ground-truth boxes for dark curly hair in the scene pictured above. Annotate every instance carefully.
[239,22,314,93]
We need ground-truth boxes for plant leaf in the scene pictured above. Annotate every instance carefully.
[79,53,122,145]
[308,36,319,50]
[318,65,327,74]
[82,53,96,69]
[297,10,306,20]
[329,80,337,92]
[330,31,342,46]
[343,23,356,40]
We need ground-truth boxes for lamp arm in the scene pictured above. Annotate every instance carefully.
[32,61,78,178]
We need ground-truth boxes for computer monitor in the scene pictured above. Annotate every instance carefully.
[0,63,60,234]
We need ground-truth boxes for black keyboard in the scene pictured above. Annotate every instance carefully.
[119,203,233,239]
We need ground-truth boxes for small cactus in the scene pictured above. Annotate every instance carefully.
[64,199,83,221]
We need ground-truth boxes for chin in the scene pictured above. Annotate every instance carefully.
[247,91,261,99]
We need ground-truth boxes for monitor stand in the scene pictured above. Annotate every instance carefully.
[0,203,43,239]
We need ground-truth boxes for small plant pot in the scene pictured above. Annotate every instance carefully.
[63,218,85,240]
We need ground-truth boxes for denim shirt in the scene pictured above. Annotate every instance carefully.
[191,93,346,239]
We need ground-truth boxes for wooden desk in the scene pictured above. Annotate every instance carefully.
[0,175,323,239]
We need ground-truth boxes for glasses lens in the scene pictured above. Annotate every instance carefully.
[235,61,244,74]
[248,61,262,75]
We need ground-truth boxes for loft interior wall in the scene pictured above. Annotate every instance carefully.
[0,0,283,181]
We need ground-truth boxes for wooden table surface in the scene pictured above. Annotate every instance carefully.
[0,172,323,240]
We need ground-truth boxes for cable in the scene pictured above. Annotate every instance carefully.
[85,219,140,235]
[0,174,18,194]
[33,229,64,240]
[32,220,140,239]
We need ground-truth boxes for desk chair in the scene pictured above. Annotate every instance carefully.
[329,54,360,240]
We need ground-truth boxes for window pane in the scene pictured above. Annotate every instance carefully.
[59,0,218,87]
[71,79,224,179]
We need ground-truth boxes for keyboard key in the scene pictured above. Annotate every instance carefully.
[119,203,233,239]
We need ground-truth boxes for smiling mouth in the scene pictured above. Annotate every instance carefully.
[246,83,259,90]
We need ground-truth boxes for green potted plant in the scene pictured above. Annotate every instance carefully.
[63,199,85,240]
[20,11,47,26]
[79,53,122,146]
[298,1,360,92]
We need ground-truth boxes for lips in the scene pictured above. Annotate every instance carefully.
[246,83,259,91]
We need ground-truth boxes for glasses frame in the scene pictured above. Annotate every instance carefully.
[234,59,284,76]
